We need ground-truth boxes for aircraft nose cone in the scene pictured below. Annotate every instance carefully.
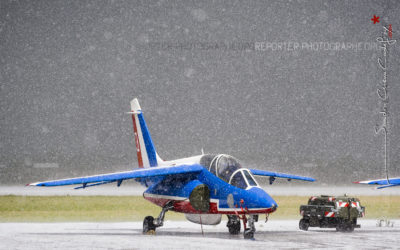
[247,187,278,211]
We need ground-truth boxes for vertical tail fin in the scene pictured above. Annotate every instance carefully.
[129,98,163,168]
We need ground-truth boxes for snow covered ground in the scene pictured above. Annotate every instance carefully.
[1,220,399,250]
[2,185,399,196]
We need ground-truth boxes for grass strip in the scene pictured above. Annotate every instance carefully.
[0,195,398,222]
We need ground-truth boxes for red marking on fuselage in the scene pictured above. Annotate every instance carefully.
[389,24,392,39]
[144,196,275,215]
[131,114,143,167]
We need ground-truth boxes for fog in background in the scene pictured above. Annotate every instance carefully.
[1,0,399,185]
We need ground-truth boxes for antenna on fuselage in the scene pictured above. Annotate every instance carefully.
[201,148,205,155]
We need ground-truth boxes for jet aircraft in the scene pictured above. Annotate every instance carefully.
[29,98,315,238]
[355,177,400,189]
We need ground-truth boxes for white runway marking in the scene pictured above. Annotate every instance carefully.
[1,220,399,249]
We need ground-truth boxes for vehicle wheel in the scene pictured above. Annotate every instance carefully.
[336,223,345,232]
[299,219,309,231]
[346,224,354,232]
[243,228,254,239]
[143,216,156,235]
[227,219,241,235]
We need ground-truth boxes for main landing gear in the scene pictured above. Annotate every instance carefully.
[143,201,174,235]
[228,214,258,239]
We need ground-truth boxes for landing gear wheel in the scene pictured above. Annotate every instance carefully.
[142,201,174,235]
[243,215,256,239]
[143,216,156,235]
[227,215,241,235]
[299,219,309,231]
[228,221,241,235]
[244,228,254,239]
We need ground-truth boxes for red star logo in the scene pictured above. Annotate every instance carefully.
[371,15,380,24]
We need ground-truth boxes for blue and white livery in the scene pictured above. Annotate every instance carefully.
[29,98,315,239]
[355,178,400,189]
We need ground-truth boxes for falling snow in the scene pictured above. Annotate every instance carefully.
[0,1,399,186]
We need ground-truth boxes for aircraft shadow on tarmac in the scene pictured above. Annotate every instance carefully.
[25,230,240,240]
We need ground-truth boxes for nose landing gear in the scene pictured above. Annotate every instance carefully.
[243,214,257,239]
[230,199,260,239]
[143,201,174,235]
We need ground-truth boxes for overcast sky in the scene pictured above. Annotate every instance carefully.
[1,0,399,181]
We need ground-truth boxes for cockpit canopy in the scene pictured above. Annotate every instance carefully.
[200,154,258,189]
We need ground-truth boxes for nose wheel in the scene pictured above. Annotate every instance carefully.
[143,201,174,235]
[243,215,257,239]
[244,228,254,239]
[231,200,259,239]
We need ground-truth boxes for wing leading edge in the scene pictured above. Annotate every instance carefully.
[28,164,204,188]
[250,169,315,184]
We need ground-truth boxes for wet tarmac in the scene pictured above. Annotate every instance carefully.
[1,220,399,249]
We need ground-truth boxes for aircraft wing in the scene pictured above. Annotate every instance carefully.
[28,164,204,188]
[354,177,400,189]
[250,169,315,184]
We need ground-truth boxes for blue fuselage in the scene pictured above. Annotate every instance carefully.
[140,167,278,215]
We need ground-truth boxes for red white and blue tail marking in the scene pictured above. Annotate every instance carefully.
[129,98,162,168]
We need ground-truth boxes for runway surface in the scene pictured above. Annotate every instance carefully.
[1,219,399,249]
[3,185,399,196]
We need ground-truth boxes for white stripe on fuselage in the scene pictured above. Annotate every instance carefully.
[158,155,203,167]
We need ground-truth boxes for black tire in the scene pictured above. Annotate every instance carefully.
[299,219,309,231]
[336,223,345,232]
[336,223,354,232]
[227,216,241,235]
[346,224,354,232]
[228,221,241,234]
[143,216,156,234]
[244,228,254,239]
